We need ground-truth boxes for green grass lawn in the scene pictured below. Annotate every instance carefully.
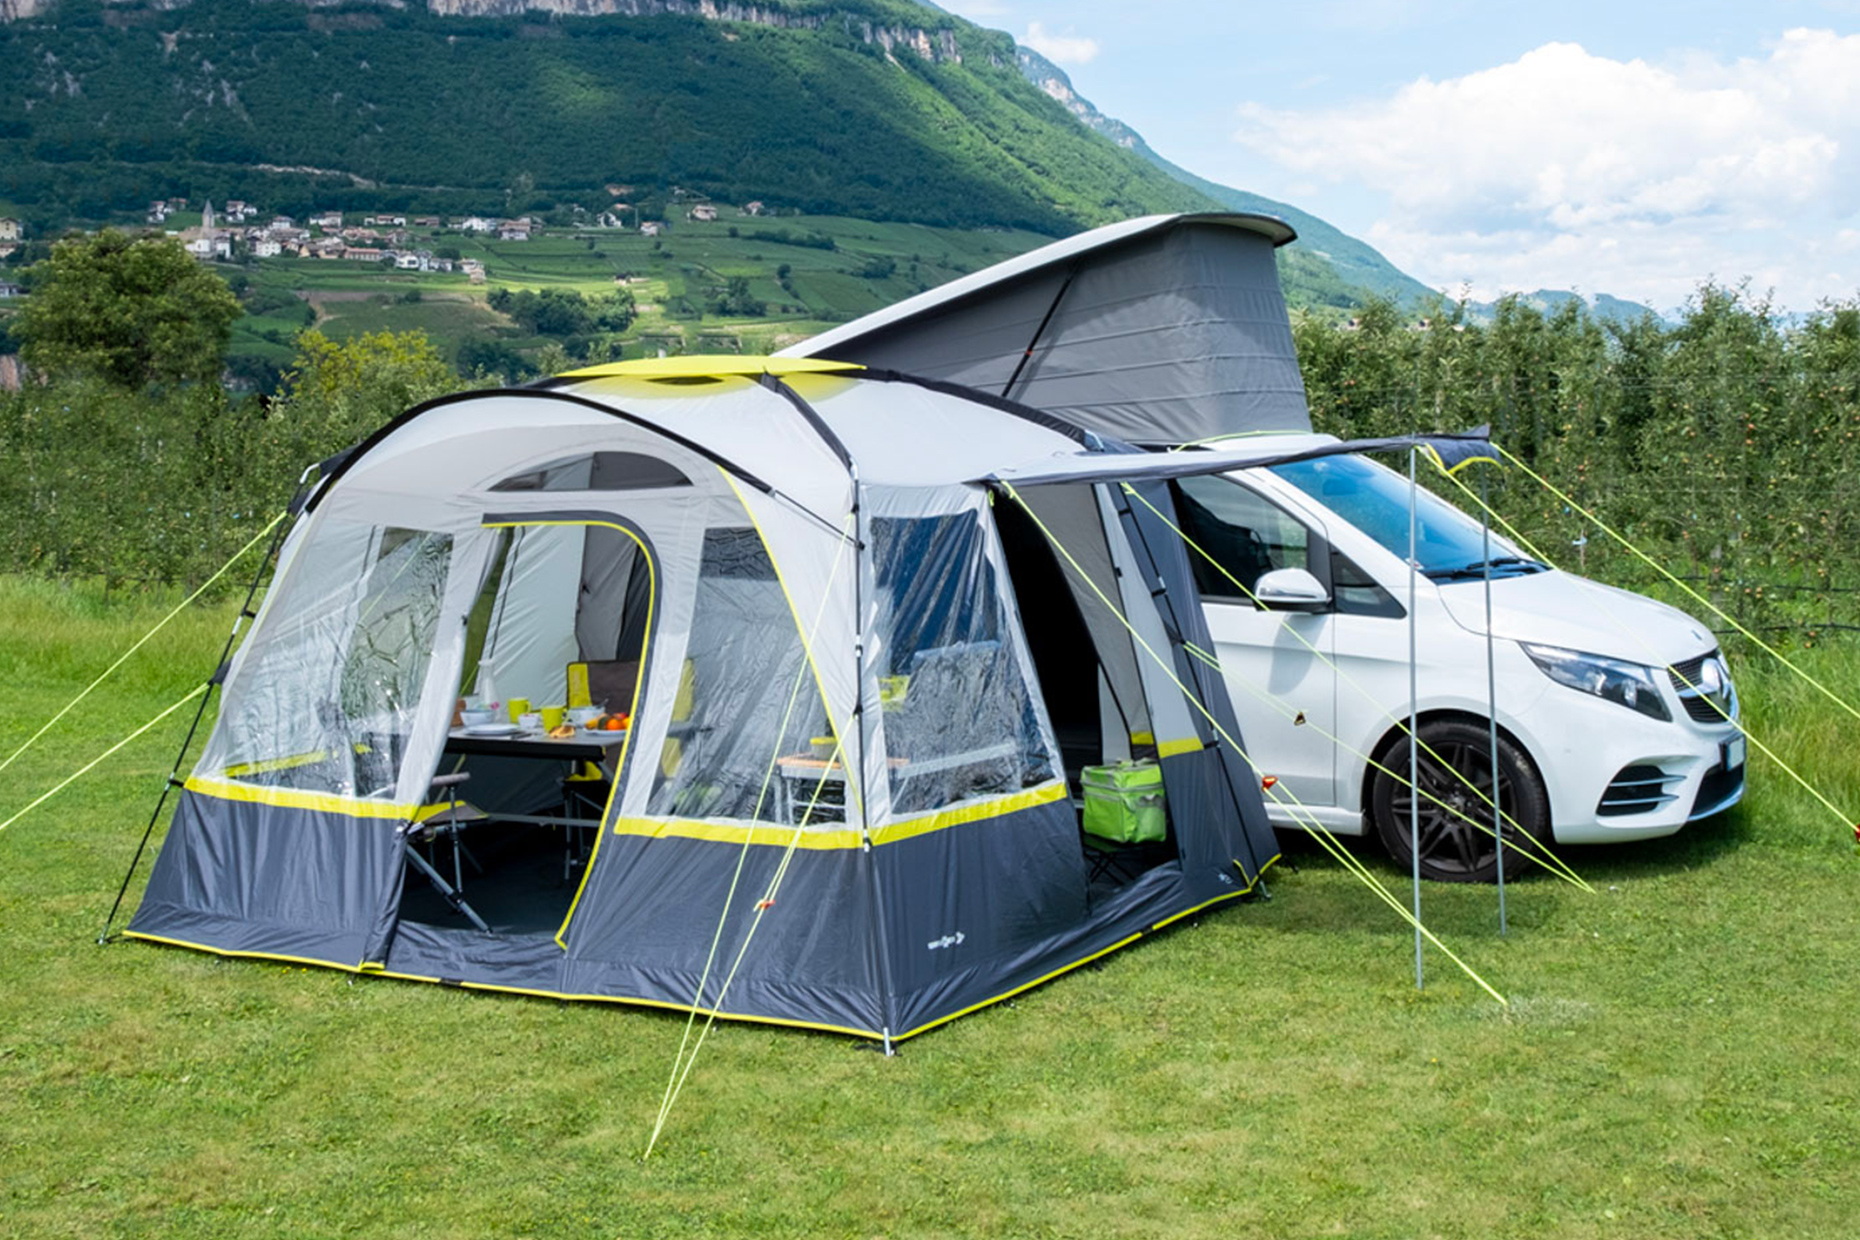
[2,575,1858,1237]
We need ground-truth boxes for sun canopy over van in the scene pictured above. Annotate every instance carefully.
[127,359,1282,1042]
[780,213,1313,446]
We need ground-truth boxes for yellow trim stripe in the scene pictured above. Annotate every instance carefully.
[558,355,863,381]
[183,776,416,820]
[128,852,1282,1045]
[481,518,655,951]
[608,780,1069,850]
[1156,736,1203,759]
[125,931,881,1040]
[893,853,1283,1043]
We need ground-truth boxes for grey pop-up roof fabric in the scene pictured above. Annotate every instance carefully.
[784,214,1314,446]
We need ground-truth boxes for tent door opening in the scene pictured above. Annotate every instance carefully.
[392,513,655,941]
[993,492,1180,898]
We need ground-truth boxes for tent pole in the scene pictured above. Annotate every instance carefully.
[99,508,294,944]
[1000,262,1079,402]
[1408,446,1423,990]
[1484,469,1506,935]
[851,473,899,1056]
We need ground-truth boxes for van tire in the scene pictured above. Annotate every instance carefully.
[1369,719,1550,884]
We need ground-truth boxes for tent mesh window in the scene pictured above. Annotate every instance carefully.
[199,524,454,802]
[489,451,692,492]
[646,527,827,823]
[872,513,1055,815]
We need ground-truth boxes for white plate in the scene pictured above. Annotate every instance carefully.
[462,724,525,737]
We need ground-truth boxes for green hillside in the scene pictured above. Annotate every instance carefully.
[216,210,1058,381]
[1,0,1215,234]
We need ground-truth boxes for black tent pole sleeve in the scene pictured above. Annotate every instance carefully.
[1000,263,1079,403]
[98,504,297,945]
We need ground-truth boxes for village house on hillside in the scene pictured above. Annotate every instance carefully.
[458,216,497,233]
[310,211,343,230]
[640,221,662,237]
[687,203,718,222]
[0,218,22,242]
[0,280,25,299]
[742,201,765,216]
[497,218,533,241]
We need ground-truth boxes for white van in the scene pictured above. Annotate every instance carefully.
[1175,434,1746,881]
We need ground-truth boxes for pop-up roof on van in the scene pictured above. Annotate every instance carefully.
[779,212,1312,447]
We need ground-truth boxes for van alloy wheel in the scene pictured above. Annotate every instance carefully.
[1369,719,1551,884]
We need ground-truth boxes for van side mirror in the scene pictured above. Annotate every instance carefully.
[1254,567,1330,612]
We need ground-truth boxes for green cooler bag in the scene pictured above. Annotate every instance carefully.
[1081,759,1167,844]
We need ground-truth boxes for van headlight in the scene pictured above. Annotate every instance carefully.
[1521,643,1671,721]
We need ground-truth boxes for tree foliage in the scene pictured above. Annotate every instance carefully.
[14,230,242,387]
[1293,286,1860,641]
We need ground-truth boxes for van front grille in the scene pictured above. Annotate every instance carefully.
[1668,651,1736,724]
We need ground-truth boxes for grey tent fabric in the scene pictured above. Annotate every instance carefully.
[781,213,1312,446]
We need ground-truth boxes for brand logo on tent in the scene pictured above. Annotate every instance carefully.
[927,932,966,951]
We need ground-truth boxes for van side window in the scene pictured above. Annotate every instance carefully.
[1331,548,1405,618]
[1171,475,1310,601]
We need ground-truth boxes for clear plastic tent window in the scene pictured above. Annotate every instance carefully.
[872,512,1057,816]
[199,523,454,804]
[647,527,829,824]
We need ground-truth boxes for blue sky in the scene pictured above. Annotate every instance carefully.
[939,1,1860,311]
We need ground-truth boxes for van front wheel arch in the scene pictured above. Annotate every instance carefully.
[1367,718,1550,884]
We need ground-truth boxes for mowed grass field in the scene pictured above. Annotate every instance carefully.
[2,575,1858,1238]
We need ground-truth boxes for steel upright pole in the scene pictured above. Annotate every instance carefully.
[1408,446,1423,990]
[1484,469,1506,935]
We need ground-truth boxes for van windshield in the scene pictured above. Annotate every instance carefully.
[1268,453,1547,582]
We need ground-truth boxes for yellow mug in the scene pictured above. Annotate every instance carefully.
[541,704,565,731]
[507,697,531,723]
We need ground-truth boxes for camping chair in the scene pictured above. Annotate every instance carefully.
[1082,833,1144,890]
[400,772,492,933]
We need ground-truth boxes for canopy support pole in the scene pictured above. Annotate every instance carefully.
[1408,446,1424,990]
[99,505,294,945]
[1484,469,1506,935]
[1001,263,1078,402]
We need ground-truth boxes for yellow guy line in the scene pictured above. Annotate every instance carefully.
[1434,463,1858,836]
[0,684,208,833]
[646,735,853,1157]
[650,510,857,1151]
[1495,442,1860,727]
[1120,483,1591,893]
[1003,483,1506,1007]
[1,511,285,776]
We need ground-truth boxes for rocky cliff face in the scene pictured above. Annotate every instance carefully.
[2,0,964,61]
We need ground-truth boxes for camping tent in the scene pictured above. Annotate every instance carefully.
[780,212,1311,445]
[127,358,1281,1042]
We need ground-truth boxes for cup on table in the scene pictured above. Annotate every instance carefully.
[518,711,544,732]
[507,697,531,723]
[541,705,565,731]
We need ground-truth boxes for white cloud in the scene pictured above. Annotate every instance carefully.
[1232,30,1860,308]
[1023,20,1100,66]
